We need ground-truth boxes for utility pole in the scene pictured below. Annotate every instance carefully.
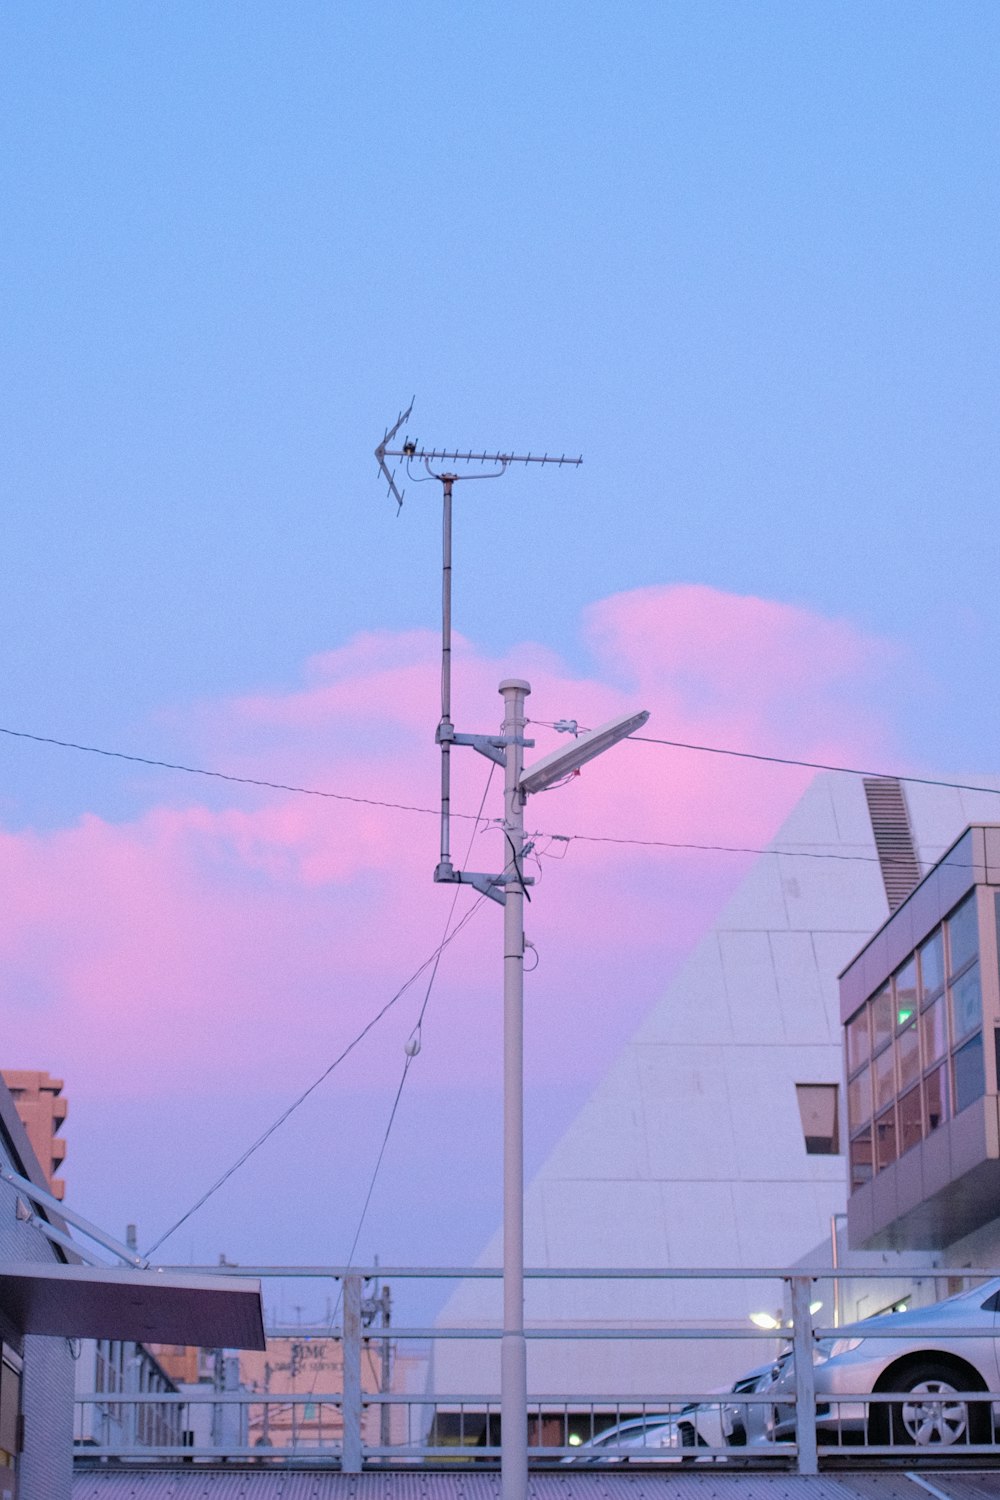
[362,1271,394,1451]
[261,1360,271,1448]
[374,407,644,1500]
[499,679,529,1490]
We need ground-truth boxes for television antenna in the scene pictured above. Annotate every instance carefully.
[375,401,583,897]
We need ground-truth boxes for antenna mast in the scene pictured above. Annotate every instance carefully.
[375,403,582,898]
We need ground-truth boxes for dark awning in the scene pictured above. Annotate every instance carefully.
[0,1261,265,1348]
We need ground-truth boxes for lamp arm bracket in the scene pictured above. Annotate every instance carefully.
[435,729,534,766]
[433,866,536,905]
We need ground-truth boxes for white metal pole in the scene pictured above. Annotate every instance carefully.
[438,476,455,876]
[499,677,529,1500]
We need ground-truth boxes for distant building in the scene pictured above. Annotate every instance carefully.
[0,1074,75,1497]
[0,1069,267,1493]
[1,1069,67,1199]
[147,1342,202,1385]
[431,770,1000,1407]
[240,1334,427,1451]
[73,1339,183,1452]
[842,822,1000,1260]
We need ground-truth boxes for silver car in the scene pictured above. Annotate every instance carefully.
[561,1411,699,1464]
[721,1361,788,1448]
[769,1278,1000,1449]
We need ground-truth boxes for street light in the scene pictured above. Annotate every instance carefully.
[518,710,650,797]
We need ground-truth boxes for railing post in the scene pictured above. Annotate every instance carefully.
[343,1273,364,1473]
[790,1275,818,1475]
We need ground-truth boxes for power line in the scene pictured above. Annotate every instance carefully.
[627,733,1000,801]
[303,765,499,1366]
[339,763,498,1272]
[143,893,489,1258]
[9,716,1000,813]
[545,830,927,868]
[0,724,478,822]
[3,718,999,872]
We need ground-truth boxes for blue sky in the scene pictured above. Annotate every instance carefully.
[2,3,999,1310]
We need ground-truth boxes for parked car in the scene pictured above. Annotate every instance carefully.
[563,1364,787,1466]
[561,1411,693,1463]
[721,1360,789,1448]
[768,1278,1000,1449]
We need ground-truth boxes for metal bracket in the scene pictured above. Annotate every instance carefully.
[434,864,536,906]
[0,1163,149,1268]
[435,725,535,767]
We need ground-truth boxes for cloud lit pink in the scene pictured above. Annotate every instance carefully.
[2,584,898,1116]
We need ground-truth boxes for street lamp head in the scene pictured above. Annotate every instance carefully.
[518,709,649,796]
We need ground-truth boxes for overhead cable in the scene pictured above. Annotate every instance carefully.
[628,733,1000,800]
[143,893,489,1258]
[340,761,498,1272]
[0,724,475,822]
[3,719,999,872]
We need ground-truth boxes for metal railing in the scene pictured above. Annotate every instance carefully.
[72,1263,1000,1473]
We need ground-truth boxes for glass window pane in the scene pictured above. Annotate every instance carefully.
[874,1045,895,1112]
[848,1066,872,1130]
[875,1107,897,1170]
[951,963,981,1042]
[847,1008,871,1074]
[898,1085,923,1155]
[954,1033,985,1115]
[796,1084,839,1155]
[897,1020,920,1092]
[948,893,979,975]
[920,930,945,1000]
[872,987,893,1052]
[895,958,917,1027]
[921,997,948,1066]
[850,1129,873,1191]
[925,1063,949,1132]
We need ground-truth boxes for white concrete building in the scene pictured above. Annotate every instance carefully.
[431,769,1000,1401]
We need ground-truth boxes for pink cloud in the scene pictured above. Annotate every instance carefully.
[3,585,897,1118]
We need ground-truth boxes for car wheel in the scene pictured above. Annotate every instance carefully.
[879,1363,990,1448]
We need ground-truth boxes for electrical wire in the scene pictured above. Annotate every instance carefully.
[143,893,490,1258]
[3,718,999,872]
[0,724,483,823]
[535,829,969,870]
[306,763,499,1361]
[345,763,497,1262]
[626,733,1000,800]
[9,716,1000,813]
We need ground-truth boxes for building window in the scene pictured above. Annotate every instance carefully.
[849,1128,873,1190]
[953,1032,985,1115]
[951,964,982,1042]
[898,1086,922,1154]
[919,929,945,1000]
[795,1083,840,1155]
[844,890,990,1193]
[875,1106,897,1169]
[948,893,979,975]
[924,1063,949,1132]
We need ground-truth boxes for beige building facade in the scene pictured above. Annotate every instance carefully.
[0,1069,67,1199]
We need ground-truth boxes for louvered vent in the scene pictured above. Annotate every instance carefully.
[863,776,921,912]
